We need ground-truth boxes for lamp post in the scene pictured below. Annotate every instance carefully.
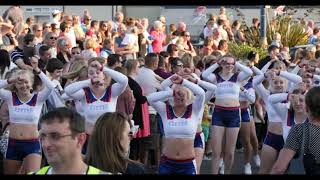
[260,5,270,48]
[260,6,266,39]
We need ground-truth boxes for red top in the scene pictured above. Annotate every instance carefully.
[150,30,166,53]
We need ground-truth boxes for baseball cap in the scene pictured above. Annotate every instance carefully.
[52,9,62,16]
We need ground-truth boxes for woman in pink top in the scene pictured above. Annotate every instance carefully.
[150,20,166,53]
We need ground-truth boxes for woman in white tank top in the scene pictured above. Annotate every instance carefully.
[201,54,253,174]
[0,57,55,174]
[64,57,128,135]
[147,74,205,174]
[253,61,302,174]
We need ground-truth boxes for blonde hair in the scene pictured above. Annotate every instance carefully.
[124,59,139,75]
[63,61,88,80]
[181,53,194,68]
[293,48,304,64]
[84,37,98,49]
[171,84,195,105]
[11,69,34,92]
[87,58,111,87]
[273,60,286,71]
[269,76,288,93]
[88,57,106,66]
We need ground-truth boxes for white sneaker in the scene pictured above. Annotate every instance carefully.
[219,158,224,168]
[236,147,244,153]
[253,154,261,167]
[244,163,252,175]
[219,164,224,174]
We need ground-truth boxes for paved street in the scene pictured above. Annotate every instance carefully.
[200,151,260,174]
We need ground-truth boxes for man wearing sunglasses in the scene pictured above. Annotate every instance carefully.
[36,32,58,58]
[30,107,108,174]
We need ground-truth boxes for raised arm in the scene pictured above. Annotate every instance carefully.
[252,74,270,103]
[61,93,72,101]
[241,88,256,104]
[279,71,302,85]
[197,79,217,92]
[268,93,289,120]
[251,66,263,75]
[181,79,205,113]
[37,71,56,102]
[261,61,273,73]
[201,63,219,83]
[290,65,300,75]
[103,67,128,97]
[268,93,288,104]
[197,79,217,103]
[147,89,173,116]
[236,62,253,82]
[64,79,90,100]
[160,76,173,90]
[313,74,320,82]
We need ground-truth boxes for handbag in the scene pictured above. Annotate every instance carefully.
[287,123,306,174]
[302,122,320,175]
[0,123,9,156]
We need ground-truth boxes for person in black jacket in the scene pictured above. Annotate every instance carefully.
[257,45,279,70]
[124,59,151,168]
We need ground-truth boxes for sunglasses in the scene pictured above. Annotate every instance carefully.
[72,52,80,55]
[185,35,190,37]
[49,37,58,40]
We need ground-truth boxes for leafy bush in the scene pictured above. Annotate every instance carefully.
[239,9,308,48]
[267,15,308,47]
[228,42,268,60]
